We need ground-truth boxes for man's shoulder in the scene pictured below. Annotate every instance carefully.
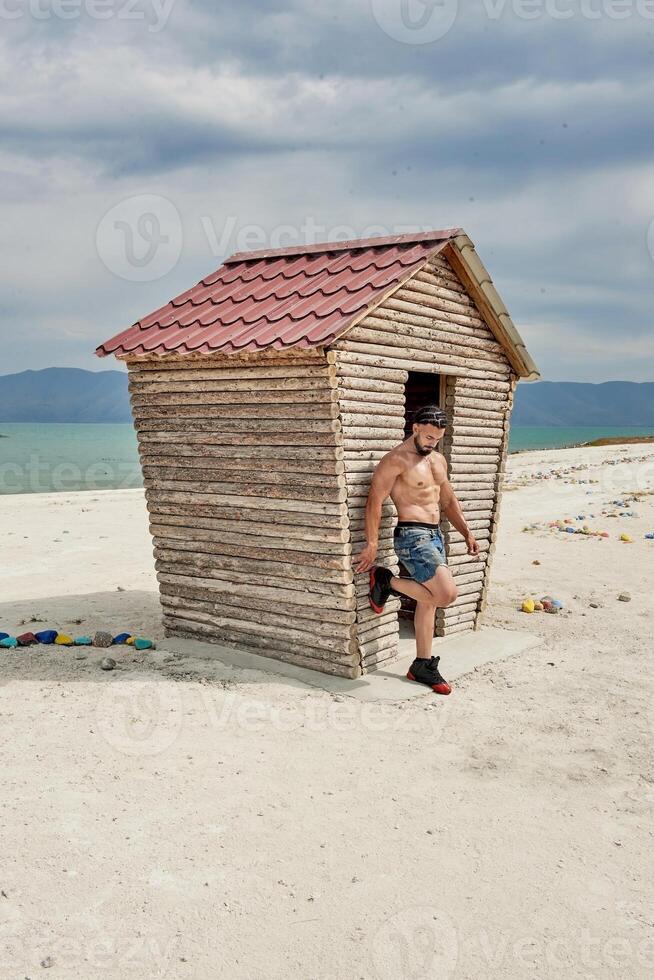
[430,451,449,474]
[376,446,408,474]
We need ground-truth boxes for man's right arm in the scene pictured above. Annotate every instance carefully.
[354,456,403,573]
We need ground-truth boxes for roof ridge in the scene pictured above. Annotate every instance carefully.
[224,228,463,264]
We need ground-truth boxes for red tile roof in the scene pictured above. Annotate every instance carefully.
[95,229,461,358]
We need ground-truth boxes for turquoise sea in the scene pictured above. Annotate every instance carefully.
[1,423,654,495]
[0,423,142,495]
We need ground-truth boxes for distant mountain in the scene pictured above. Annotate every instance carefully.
[0,369,652,427]
[0,368,130,422]
[512,381,654,426]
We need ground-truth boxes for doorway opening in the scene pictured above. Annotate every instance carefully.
[398,370,448,621]
[403,370,446,446]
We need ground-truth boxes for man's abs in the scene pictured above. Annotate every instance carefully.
[390,484,441,524]
[386,450,445,524]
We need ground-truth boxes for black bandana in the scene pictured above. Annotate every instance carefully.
[413,406,447,428]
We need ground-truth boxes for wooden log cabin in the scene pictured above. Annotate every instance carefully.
[96,229,540,679]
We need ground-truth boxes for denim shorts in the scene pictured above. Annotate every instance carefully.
[394,524,447,584]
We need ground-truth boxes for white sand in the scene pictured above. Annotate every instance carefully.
[1,444,653,979]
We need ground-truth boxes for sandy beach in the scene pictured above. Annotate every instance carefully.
[1,442,653,979]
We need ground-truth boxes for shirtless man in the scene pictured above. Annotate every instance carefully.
[354,404,480,695]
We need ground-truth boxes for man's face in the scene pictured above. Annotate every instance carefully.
[413,423,444,456]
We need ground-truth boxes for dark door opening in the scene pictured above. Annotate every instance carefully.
[404,370,444,443]
[398,370,447,620]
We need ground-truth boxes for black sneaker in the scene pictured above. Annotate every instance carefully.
[406,655,452,695]
[369,566,395,614]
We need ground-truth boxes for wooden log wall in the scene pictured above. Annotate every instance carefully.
[126,348,361,679]
[330,251,514,667]
[474,373,518,622]
[329,351,406,674]
[438,371,514,636]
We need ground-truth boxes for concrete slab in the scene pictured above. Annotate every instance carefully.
[160,622,543,703]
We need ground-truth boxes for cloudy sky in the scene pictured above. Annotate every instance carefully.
[1,0,653,382]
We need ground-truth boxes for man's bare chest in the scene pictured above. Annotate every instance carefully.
[397,459,441,493]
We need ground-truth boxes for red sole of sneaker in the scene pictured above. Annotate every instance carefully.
[406,671,452,695]
[368,569,384,615]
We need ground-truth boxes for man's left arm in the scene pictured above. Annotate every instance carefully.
[438,459,480,557]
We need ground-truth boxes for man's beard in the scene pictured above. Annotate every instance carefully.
[413,436,433,456]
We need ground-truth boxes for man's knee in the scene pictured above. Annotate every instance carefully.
[425,580,457,607]
[442,582,458,606]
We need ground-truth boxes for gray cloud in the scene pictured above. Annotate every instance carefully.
[0,0,653,380]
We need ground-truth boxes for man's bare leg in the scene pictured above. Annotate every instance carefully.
[414,601,437,660]
[388,567,456,661]
[388,575,434,605]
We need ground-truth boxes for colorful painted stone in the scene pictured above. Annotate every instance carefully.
[0,637,18,648]
[16,632,38,645]
[35,630,58,644]
[134,638,155,650]
[55,634,74,646]
[522,599,535,613]
[74,636,92,645]
[112,633,131,645]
